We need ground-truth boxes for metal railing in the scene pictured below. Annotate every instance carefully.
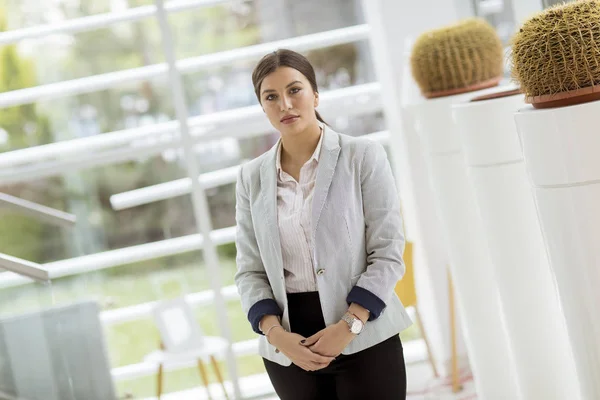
[0,130,390,290]
[0,193,76,228]
[0,0,236,45]
[0,25,369,109]
[0,83,382,185]
[0,253,50,283]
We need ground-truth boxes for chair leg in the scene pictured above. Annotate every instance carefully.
[415,306,440,378]
[157,364,163,400]
[210,355,230,400]
[197,358,213,400]
[448,272,462,393]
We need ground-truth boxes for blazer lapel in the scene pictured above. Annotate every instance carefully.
[312,127,341,239]
[259,141,284,272]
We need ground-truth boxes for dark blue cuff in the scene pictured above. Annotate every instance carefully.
[248,299,283,334]
[347,286,386,321]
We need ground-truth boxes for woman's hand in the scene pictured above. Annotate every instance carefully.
[300,321,355,357]
[269,329,335,371]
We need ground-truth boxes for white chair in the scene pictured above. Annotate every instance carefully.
[145,298,230,400]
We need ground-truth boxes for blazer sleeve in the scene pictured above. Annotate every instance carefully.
[346,141,406,321]
[234,165,282,334]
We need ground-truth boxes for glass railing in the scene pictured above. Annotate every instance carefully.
[0,263,118,400]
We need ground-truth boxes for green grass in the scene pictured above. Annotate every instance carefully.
[0,254,421,398]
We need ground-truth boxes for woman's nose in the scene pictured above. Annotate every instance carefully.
[280,95,292,111]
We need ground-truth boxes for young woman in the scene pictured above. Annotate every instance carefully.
[234,48,412,400]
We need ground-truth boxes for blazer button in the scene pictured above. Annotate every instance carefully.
[316,269,325,275]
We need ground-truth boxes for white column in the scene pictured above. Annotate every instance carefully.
[515,101,600,400]
[362,0,470,377]
[454,92,581,400]
[409,88,520,399]
[154,1,242,398]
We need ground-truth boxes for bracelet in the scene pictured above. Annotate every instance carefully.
[265,325,285,343]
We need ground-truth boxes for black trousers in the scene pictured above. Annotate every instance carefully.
[263,292,407,400]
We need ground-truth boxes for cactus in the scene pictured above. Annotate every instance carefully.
[410,18,504,98]
[510,0,600,99]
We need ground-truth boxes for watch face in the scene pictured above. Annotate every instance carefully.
[351,320,363,334]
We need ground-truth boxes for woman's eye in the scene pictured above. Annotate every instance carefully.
[290,88,300,94]
[265,94,275,101]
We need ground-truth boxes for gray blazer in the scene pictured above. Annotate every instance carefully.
[234,126,413,366]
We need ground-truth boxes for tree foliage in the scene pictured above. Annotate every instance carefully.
[0,7,51,151]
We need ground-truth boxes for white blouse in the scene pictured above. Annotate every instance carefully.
[275,128,324,293]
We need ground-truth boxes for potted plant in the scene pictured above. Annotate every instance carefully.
[511,2,600,399]
[405,18,521,400]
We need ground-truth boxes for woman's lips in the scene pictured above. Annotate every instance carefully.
[280,115,299,124]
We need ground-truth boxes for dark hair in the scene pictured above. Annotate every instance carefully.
[252,49,327,125]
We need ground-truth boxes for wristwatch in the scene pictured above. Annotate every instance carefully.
[341,312,364,335]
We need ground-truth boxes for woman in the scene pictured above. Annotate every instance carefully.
[234,49,412,400]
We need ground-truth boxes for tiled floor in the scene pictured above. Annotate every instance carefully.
[405,362,476,400]
[140,337,476,400]
[144,360,477,400]
[262,362,477,399]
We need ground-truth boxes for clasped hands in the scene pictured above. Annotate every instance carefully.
[268,320,356,372]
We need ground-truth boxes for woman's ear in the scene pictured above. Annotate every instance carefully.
[314,92,319,108]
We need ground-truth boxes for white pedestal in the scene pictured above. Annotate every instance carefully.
[399,59,467,375]
[454,93,581,400]
[515,100,600,400]
[408,89,520,400]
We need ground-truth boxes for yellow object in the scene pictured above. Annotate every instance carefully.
[395,242,439,378]
[449,271,462,393]
[410,18,504,98]
[395,242,417,307]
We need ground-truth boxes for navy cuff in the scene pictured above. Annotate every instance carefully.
[347,286,386,321]
[248,299,283,334]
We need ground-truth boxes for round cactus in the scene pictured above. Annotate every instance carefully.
[410,18,504,99]
[511,0,600,106]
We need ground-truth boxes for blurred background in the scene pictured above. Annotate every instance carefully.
[0,0,569,399]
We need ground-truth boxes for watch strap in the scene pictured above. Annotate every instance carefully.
[342,312,364,334]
